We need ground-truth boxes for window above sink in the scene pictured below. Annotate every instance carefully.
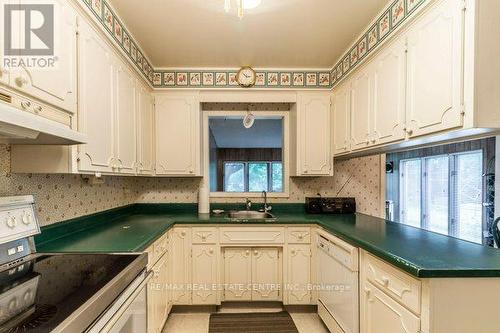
[203,104,290,198]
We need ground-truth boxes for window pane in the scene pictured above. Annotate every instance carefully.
[224,163,245,192]
[399,159,421,227]
[455,152,483,243]
[424,156,449,235]
[271,163,283,192]
[248,163,268,192]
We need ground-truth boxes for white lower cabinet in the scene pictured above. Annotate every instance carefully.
[192,244,218,304]
[171,227,192,305]
[251,248,281,301]
[148,253,169,333]
[223,248,253,301]
[287,245,312,304]
[223,247,282,302]
[360,281,420,333]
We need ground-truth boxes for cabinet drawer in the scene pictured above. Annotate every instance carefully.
[362,251,421,314]
[287,227,311,244]
[192,227,218,244]
[150,233,169,266]
[219,227,285,244]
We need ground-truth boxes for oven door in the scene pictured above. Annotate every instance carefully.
[87,270,152,333]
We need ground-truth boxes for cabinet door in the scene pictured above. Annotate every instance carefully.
[372,38,406,145]
[148,254,168,333]
[223,248,252,301]
[171,228,191,305]
[0,0,11,86]
[332,81,351,156]
[251,248,281,301]
[406,0,463,138]
[192,245,218,305]
[350,67,372,151]
[155,93,200,176]
[136,81,154,175]
[77,19,115,173]
[360,281,420,333]
[11,0,77,113]
[296,92,332,176]
[287,245,311,304]
[115,61,137,174]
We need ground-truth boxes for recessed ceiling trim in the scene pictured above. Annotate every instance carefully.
[77,0,430,89]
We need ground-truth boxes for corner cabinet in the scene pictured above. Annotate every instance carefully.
[155,93,201,176]
[332,81,351,155]
[292,92,332,176]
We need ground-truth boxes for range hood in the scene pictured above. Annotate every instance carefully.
[0,101,86,145]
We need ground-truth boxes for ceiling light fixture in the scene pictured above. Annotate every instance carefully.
[224,0,262,19]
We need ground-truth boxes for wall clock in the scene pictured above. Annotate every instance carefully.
[236,66,256,87]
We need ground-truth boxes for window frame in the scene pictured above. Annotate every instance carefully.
[398,150,484,243]
[203,109,290,198]
[223,161,283,193]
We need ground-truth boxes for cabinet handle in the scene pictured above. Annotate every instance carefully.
[15,76,28,87]
[291,249,296,255]
[209,248,214,254]
[6,217,17,229]
[303,170,308,174]
[181,231,186,236]
[254,250,259,255]
[364,287,371,295]
[381,276,390,287]
[298,234,304,240]
[245,250,250,256]
[34,106,43,114]
[201,235,207,241]
[20,101,31,110]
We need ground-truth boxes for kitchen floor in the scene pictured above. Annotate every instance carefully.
[162,303,329,333]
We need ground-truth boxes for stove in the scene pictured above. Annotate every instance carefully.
[0,196,148,333]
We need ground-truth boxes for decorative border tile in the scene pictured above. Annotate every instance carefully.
[80,0,427,89]
[80,0,155,85]
[329,0,427,88]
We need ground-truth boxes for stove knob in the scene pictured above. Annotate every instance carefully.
[8,297,18,310]
[24,290,33,302]
[6,217,17,229]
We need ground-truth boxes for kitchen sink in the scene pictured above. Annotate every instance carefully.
[226,210,276,221]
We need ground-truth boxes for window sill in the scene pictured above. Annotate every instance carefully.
[209,191,289,198]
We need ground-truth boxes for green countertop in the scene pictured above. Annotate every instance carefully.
[35,204,500,278]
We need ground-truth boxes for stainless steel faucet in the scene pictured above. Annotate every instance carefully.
[261,191,271,213]
[245,198,252,211]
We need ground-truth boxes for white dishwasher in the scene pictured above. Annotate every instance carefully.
[317,233,359,333]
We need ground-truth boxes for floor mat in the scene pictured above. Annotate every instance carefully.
[208,311,299,333]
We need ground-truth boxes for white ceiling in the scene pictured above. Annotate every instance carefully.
[209,118,283,148]
[108,0,388,68]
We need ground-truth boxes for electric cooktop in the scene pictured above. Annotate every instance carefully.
[0,253,146,333]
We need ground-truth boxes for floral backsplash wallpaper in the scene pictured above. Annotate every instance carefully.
[0,145,382,226]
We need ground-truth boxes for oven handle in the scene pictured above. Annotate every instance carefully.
[99,271,153,333]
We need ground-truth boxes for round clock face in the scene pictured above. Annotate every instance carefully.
[237,67,256,87]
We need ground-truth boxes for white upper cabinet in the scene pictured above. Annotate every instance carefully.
[136,81,155,175]
[77,19,115,173]
[9,0,77,114]
[371,38,407,145]
[332,81,351,156]
[155,92,201,176]
[294,92,332,176]
[406,0,464,138]
[350,68,372,151]
[115,61,137,174]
